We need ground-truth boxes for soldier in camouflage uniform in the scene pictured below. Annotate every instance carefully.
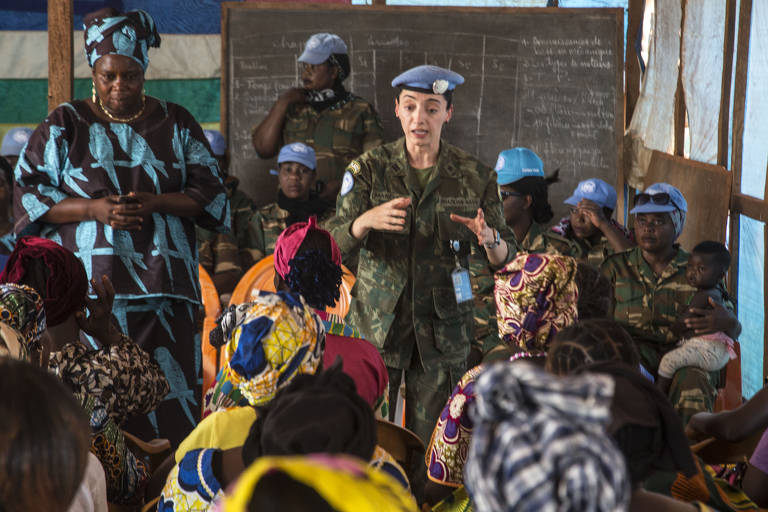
[600,183,740,423]
[470,148,559,361]
[251,33,384,203]
[197,130,256,299]
[327,66,519,444]
[528,178,634,267]
[247,143,333,263]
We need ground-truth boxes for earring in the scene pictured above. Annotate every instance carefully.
[92,82,97,103]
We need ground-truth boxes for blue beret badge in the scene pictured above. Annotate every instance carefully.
[340,170,355,196]
[432,79,449,94]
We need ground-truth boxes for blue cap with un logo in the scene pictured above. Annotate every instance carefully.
[1,127,33,157]
[564,178,617,210]
[391,65,464,94]
[629,182,688,214]
[494,148,545,185]
[298,33,348,65]
[203,130,226,157]
[277,142,317,171]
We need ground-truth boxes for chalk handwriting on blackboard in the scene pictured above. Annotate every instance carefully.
[224,7,622,212]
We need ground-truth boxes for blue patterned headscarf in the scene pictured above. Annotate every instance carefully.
[83,8,161,71]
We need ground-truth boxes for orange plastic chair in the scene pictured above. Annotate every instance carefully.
[229,254,355,319]
[715,341,742,412]
[198,264,221,413]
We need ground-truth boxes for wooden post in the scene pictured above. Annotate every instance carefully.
[48,0,74,112]
[718,0,737,167]
[371,0,386,5]
[674,0,687,156]
[625,0,644,125]
[728,0,752,313]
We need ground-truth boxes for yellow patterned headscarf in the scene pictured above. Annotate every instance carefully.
[221,291,324,406]
[494,253,578,355]
[224,454,418,512]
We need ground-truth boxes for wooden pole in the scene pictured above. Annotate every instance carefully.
[48,0,74,112]
[674,0,687,156]
[718,0,737,167]
[625,0,644,125]
[728,0,752,320]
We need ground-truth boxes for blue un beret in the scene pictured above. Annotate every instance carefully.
[391,65,464,94]
[277,142,317,171]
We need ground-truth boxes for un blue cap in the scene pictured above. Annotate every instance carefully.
[1,127,33,156]
[494,147,545,185]
[203,129,226,157]
[564,178,617,210]
[277,142,316,171]
[298,33,348,65]
[629,182,688,214]
[391,65,464,94]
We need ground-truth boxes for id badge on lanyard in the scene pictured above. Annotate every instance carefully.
[450,240,473,304]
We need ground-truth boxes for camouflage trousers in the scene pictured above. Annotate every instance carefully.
[387,361,466,447]
[668,366,719,425]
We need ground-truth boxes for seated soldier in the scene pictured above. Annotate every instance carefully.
[0,128,32,260]
[530,178,634,266]
[247,142,332,262]
[251,33,384,202]
[196,129,256,300]
[600,183,740,423]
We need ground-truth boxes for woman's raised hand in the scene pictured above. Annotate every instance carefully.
[351,196,411,240]
[450,208,494,246]
[75,274,123,347]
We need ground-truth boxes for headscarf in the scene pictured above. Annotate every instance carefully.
[669,208,686,239]
[246,366,376,462]
[224,454,419,512]
[218,291,324,407]
[0,283,46,360]
[579,361,697,484]
[464,361,630,512]
[494,253,579,355]
[273,216,343,309]
[83,8,161,71]
[0,236,88,327]
[323,333,389,418]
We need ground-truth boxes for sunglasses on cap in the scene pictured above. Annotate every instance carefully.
[634,192,673,207]
[500,190,523,200]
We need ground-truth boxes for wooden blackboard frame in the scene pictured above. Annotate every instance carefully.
[221,2,624,211]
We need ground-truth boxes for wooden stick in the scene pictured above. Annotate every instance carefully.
[48,0,74,112]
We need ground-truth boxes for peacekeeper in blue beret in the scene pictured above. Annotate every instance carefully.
[251,33,384,203]
[528,177,635,267]
[468,147,561,365]
[326,64,520,445]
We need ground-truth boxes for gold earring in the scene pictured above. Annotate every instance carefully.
[92,82,97,103]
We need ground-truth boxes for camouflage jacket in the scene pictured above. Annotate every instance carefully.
[600,246,696,370]
[327,138,519,368]
[247,201,334,263]
[197,187,255,275]
[528,229,617,267]
[283,96,384,186]
[470,221,547,352]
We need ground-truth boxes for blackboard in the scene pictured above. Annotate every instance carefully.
[222,3,624,217]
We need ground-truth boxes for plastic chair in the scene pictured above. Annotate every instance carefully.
[198,265,222,415]
[229,254,355,319]
[715,341,742,412]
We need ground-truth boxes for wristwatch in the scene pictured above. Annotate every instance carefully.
[483,229,501,249]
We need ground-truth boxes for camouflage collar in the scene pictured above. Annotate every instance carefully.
[629,245,689,281]
[389,137,462,179]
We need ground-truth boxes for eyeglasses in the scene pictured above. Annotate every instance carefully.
[500,190,523,200]
[634,192,673,207]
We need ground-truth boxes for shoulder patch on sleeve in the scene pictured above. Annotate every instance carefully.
[347,160,362,176]
[340,171,355,196]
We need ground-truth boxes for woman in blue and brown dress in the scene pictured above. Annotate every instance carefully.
[13,8,229,445]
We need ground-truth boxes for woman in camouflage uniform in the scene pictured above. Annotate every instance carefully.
[327,65,518,444]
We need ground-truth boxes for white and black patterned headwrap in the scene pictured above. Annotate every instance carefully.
[465,362,630,512]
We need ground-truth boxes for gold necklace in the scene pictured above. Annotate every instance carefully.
[97,94,146,123]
